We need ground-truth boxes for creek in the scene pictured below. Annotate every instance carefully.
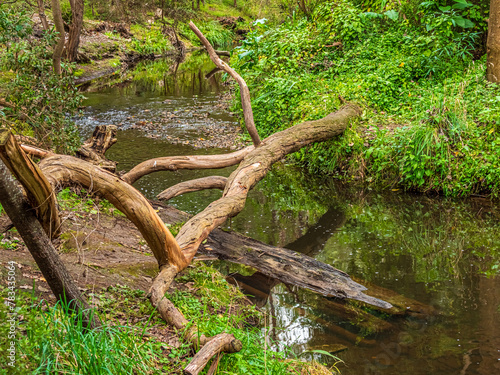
[76,53,500,375]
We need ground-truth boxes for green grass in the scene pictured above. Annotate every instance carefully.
[0,263,336,374]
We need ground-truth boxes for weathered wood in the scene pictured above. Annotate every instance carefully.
[176,104,361,265]
[184,333,242,375]
[204,229,392,309]
[76,125,117,172]
[0,160,99,329]
[157,176,227,201]
[189,22,261,147]
[39,154,188,270]
[122,146,253,185]
[0,130,61,238]
[152,202,392,309]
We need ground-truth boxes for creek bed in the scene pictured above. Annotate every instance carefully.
[76,53,500,375]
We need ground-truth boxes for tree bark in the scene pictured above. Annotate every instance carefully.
[157,176,227,201]
[176,104,361,264]
[189,22,261,147]
[75,124,118,171]
[0,160,99,329]
[487,0,500,82]
[184,333,242,375]
[0,130,61,238]
[39,154,188,270]
[37,0,50,31]
[51,0,65,74]
[66,0,84,62]
[121,146,253,185]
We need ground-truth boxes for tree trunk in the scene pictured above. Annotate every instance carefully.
[0,160,99,329]
[66,0,84,62]
[51,0,65,74]
[37,0,50,31]
[487,0,500,82]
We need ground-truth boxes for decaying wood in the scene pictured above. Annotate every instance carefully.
[20,144,50,159]
[189,22,261,147]
[39,154,188,270]
[122,146,253,185]
[157,176,227,201]
[76,125,118,171]
[0,160,99,329]
[204,229,391,309]
[184,333,242,375]
[0,130,61,238]
[176,104,361,265]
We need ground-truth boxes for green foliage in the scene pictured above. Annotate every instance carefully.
[129,24,172,55]
[0,7,82,154]
[232,0,500,196]
[0,288,167,374]
[57,188,125,217]
[180,20,235,49]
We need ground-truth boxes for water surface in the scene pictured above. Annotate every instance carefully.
[77,54,500,375]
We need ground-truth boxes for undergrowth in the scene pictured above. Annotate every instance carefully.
[0,262,338,374]
[232,0,500,197]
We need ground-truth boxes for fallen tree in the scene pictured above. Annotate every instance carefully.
[0,22,391,374]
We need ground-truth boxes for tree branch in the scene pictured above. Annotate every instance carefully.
[189,21,261,147]
[121,146,253,185]
[157,176,227,201]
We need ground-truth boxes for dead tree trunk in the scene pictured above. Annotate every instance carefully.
[0,160,99,329]
[0,130,61,238]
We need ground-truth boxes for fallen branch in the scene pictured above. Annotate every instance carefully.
[121,146,253,185]
[189,22,261,147]
[184,333,242,375]
[75,125,118,171]
[157,176,227,201]
[176,104,361,264]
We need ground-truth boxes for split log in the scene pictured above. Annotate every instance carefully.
[157,176,227,201]
[39,154,188,270]
[75,125,118,172]
[214,50,231,57]
[122,146,253,185]
[0,160,99,329]
[20,144,50,159]
[189,22,261,147]
[183,333,242,375]
[0,130,61,238]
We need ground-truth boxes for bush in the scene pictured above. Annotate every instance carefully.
[0,7,82,153]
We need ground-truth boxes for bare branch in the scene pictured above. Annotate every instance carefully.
[157,176,227,201]
[189,21,261,147]
[121,146,254,185]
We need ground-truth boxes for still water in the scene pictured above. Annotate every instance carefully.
[77,53,500,375]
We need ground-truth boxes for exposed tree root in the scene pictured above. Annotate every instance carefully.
[157,176,227,201]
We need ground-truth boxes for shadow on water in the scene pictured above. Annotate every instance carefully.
[77,53,500,375]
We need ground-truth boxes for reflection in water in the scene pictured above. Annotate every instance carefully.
[78,53,500,375]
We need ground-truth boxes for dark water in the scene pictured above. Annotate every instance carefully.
[77,54,500,375]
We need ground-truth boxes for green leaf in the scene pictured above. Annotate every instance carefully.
[384,10,399,21]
